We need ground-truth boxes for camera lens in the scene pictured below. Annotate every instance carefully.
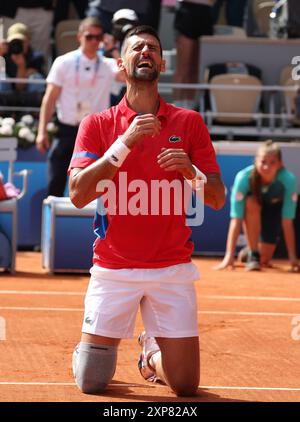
[8,39,24,55]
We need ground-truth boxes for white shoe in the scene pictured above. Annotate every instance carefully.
[137,332,160,383]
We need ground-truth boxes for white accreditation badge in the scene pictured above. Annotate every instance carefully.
[76,100,91,123]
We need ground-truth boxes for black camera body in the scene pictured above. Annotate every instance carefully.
[8,39,24,55]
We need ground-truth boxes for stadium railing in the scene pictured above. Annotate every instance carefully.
[1,76,300,139]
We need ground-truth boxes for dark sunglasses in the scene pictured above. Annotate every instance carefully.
[84,33,103,41]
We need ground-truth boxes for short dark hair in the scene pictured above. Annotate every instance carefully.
[121,25,162,57]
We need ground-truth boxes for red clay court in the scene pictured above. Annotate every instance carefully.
[0,252,300,402]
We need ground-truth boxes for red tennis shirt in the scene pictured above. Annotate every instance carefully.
[69,96,220,269]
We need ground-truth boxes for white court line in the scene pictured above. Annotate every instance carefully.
[201,386,300,392]
[0,307,83,312]
[0,382,300,392]
[0,290,84,296]
[199,311,300,317]
[1,291,300,303]
[203,295,300,303]
[0,306,299,317]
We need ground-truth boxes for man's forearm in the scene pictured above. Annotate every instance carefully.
[38,95,56,135]
[70,158,120,208]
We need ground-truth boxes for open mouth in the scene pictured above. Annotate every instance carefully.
[136,61,153,69]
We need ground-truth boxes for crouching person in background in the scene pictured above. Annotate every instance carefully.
[215,140,299,272]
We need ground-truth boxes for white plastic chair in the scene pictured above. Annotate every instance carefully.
[0,137,29,273]
[209,73,262,124]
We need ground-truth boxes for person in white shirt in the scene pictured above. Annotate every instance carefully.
[36,17,124,197]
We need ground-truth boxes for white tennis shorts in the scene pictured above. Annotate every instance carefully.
[82,262,200,339]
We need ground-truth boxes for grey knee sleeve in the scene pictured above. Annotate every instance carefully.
[74,342,117,394]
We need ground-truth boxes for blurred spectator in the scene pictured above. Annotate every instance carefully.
[214,140,299,272]
[54,0,89,27]
[102,33,120,59]
[0,1,54,58]
[0,23,45,94]
[173,0,213,110]
[212,0,248,28]
[287,0,300,38]
[245,0,260,36]
[36,17,124,197]
[86,0,162,33]
[102,9,139,105]
[102,32,122,105]
[111,8,139,47]
[268,0,300,39]
[145,0,162,30]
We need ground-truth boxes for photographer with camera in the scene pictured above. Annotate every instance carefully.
[100,9,139,106]
[110,8,139,49]
[101,8,139,59]
[0,22,45,94]
[86,1,162,33]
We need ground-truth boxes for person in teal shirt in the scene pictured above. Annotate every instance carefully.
[215,140,299,271]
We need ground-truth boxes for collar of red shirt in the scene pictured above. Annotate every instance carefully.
[118,95,168,123]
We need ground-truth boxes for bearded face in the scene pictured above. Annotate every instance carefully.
[120,33,164,83]
[132,57,159,81]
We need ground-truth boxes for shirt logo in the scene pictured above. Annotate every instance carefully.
[169,135,181,143]
[111,154,119,162]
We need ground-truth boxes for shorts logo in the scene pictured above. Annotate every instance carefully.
[169,135,181,143]
[84,316,94,325]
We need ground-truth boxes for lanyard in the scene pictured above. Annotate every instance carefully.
[75,51,101,88]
